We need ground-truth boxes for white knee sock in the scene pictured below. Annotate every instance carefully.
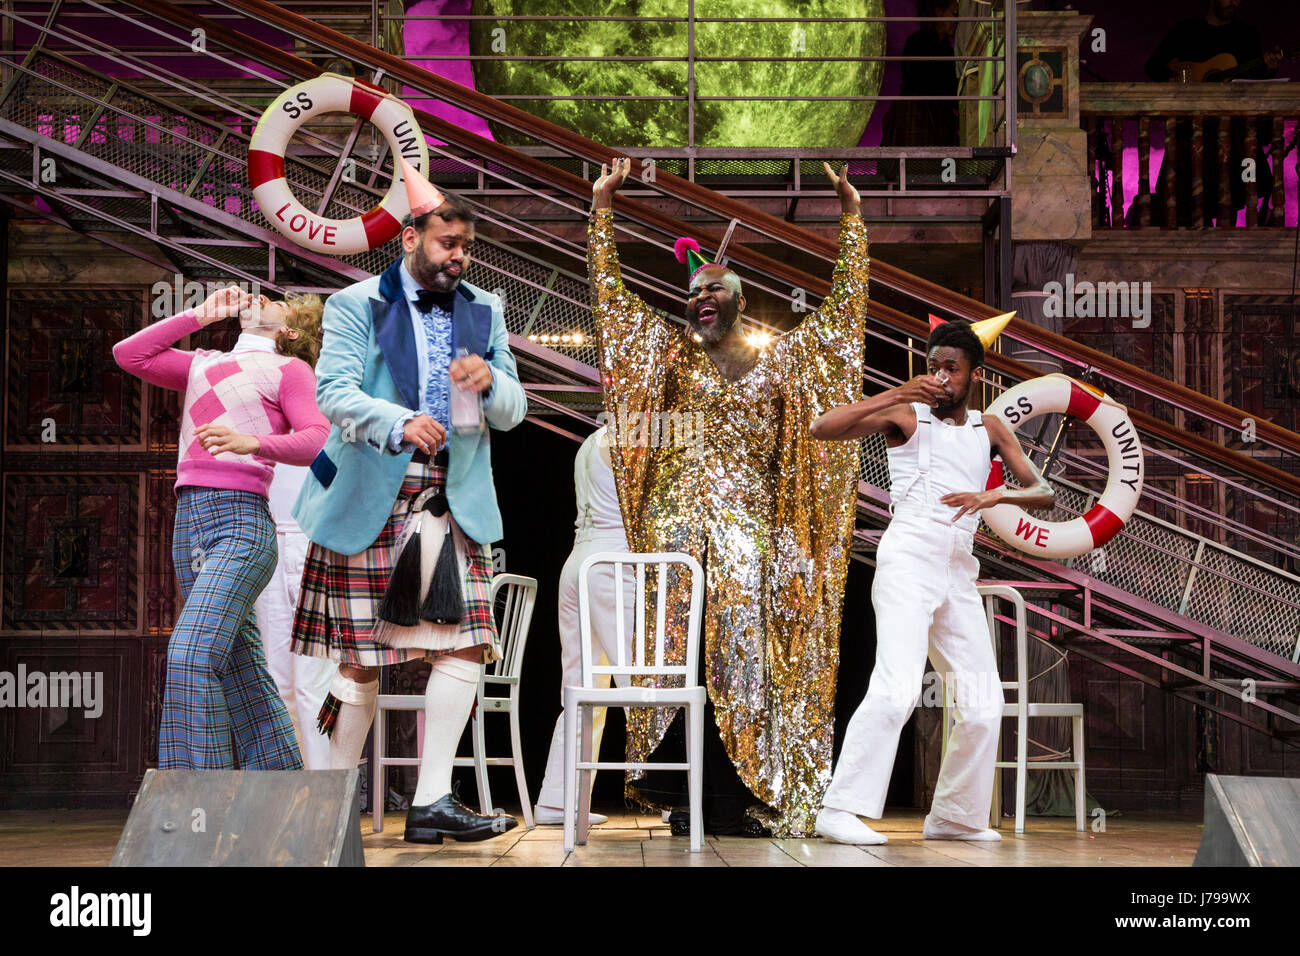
[412,654,482,807]
[327,673,378,771]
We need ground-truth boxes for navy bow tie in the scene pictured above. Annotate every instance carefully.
[414,289,451,315]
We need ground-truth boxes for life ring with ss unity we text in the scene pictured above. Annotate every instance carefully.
[248,73,429,255]
[983,373,1143,559]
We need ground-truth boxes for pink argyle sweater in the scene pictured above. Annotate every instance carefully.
[112,310,329,497]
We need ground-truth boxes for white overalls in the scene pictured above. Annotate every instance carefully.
[822,404,1005,828]
[535,426,636,811]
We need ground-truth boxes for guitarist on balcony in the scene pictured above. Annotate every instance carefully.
[1144,0,1282,84]
[1142,0,1283,227]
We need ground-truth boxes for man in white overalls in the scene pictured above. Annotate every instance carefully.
[809,315,1055,845]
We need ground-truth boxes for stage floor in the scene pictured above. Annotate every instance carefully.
[0,807,1202,866]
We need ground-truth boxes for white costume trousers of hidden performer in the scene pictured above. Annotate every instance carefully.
[535,426,635,811]
[254,463,338,770]
[823,403,1004,829]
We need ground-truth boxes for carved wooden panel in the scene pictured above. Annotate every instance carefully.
[2,473,141,633]
[5,291,143,449]
[1,288,178,805]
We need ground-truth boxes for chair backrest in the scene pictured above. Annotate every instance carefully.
[976,583,1029,700]
[576,551,704,689]
[488,573,538,679]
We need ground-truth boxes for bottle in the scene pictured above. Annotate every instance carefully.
[450,347,485,434]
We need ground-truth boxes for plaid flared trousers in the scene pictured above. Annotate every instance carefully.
[161,486,303,770]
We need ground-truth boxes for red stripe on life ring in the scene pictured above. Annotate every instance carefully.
[353,76,388,96]
[985,458,1004,491]
[360,204,402,248]
[247,149,285,189]
[1066,381,1102,421]
[349,83,385,122]
[1082,503,1124,547]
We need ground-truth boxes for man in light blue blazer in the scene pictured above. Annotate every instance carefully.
[290,176,526,844]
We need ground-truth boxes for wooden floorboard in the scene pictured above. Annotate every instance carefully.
[0,806,1203,867]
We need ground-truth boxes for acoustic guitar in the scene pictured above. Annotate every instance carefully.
[1168,48,1289,83]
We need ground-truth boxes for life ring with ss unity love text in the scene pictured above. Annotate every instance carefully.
[982,373,1143,559]
[248,73,429,255]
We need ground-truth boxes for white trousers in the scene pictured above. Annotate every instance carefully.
[254,527,339,770]
[536,533,635,810]
[823,510,1004,829]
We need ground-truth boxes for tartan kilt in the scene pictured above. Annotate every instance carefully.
[290,459,499,667]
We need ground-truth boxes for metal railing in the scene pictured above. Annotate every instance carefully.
[1082,83,1300,229]
[1,0,1296,736]
[7,0,1016,213]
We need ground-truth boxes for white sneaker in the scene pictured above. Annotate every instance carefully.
[814,807,888,845]
[533,805,608,827]
[922,813,1002,841]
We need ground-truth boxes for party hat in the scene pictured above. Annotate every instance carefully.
[928,311,1015,350]
[400,155,446,218]
[674,236,715,283]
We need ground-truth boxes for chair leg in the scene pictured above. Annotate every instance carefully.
[1073,715,1086,832]
[578,706,593,846]
[686,700,703,853]
[371,705,384,834]
[1015,751,1027,836]
[509,697,533,829]
[470,687,492,815]
[990,764,1002,830]
[562,703,577,852]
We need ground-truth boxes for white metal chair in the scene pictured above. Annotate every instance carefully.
[563,552,705,852]
[371,573,539,833]
[942,584,1085,833]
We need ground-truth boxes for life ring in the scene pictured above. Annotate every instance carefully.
[247,73,430,255]
[982,373,1143,559]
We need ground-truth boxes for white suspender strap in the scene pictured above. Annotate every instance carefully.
[891,403,934,514]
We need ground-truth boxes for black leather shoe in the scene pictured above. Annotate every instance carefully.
[404,793,517,844]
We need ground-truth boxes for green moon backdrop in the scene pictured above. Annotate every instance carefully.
[467,2,885,148]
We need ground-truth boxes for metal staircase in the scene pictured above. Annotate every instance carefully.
[2,0,1297,745]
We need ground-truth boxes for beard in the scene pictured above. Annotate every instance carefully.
[686,295,740,346]
[408,241,463,293]
[934,382,970,413]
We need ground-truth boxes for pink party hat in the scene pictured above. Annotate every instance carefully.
[401,156,446,217]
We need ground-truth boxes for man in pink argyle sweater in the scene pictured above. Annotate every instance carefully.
[114,285,329,769]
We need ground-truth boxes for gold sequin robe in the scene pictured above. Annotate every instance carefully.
[587,208,868,836]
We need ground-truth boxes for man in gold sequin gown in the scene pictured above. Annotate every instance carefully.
[587,158,868,836]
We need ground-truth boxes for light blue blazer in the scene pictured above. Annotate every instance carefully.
[293,258,527,554]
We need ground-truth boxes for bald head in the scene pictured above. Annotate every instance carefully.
[689,264,742,298]
[686,264,746,346]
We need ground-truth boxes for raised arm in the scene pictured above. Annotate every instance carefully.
[820,163,868,314]
[782,163,868,356]
[112,286,250,390]
[811,374,945,441]
[588,157,672,341]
